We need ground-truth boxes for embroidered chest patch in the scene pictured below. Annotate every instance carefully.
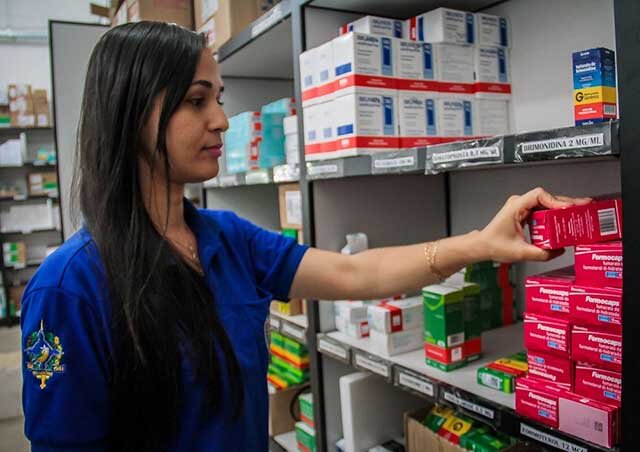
[24,320,65,389]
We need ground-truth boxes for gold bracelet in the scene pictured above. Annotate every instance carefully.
[424,241,447,282]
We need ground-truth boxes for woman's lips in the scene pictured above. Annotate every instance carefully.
[203,145,222,158]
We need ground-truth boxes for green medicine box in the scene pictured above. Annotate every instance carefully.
[425,357,467,372]
[270,331,285,348]
[423,285,465,348]
[460,282,482,340]
[299,393,313,425]
[295,421,316,452]
[477,366,517,393]
[283,336,308,357]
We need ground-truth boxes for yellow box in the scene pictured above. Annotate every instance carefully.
[574,86,617,106]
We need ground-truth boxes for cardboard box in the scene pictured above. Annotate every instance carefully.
[394,40,439,92]
[268,384,305,436]
[423,285,465,348]
[515,376,565,429]
[367,296,422,334]
[529,197,623,249]
[475,13,509,48]
[32,90,51,127]
[398,92,440,148]
[341,15,405,38]
[213,0,261,51]
[126,0,192,29]
[335,301,370,339]
[526,350,573,389]
[299,41,334,107]
[437,97,475,142]
[435,44,475,90]
[574,241,622,288]
[3,242,26,267]
[303,100,337,160]
[299,392,314,428]
[523,312,571,358]
[574,363,621,407]
[283,115,298,136]
[278,184,302,230]
[8,84,35,127]
[274,299,302,316]
[425,342,466,371]
[370,328,423,356]
[408,8,475,45]
[572,325,622,371]
[296,421,316,452]
[572,48,616,89]
[194,0,219,29]
[570,285,621,332]
[332,32,396,99]
[559,391,620,448]
[473,47,511,98]
[524,267,574,317]
[473,98,510,136]
[28,172,58,197]
[335,315,370,339]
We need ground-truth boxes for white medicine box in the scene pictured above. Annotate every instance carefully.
[408,8,475,45]
[475,13,510,48]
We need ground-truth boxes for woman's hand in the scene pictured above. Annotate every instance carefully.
[478,187,592,263]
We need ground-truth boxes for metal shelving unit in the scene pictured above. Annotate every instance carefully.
[203,0,638,450]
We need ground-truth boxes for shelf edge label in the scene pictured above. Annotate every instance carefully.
[520,423,587,452]
[443,391,495,420]
[398,371,435,397]
[307,164,339,176]
[432,146,500,164]
[281,322,305,341]
[251,2,284,38]
[373,155,416,169]
[318,338,348,360]
[354,353,389,378]
[269,317,280,330]
[519,133,604,155]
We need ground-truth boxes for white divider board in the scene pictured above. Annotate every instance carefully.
[322,356,361,449]
[50,21,109,240]
[339,372,424,452]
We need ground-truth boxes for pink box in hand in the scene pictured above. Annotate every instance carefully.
[559,391,620,448]
[572,326,622,371]
[574,241,622,288]
[527,350,573,389]
[524,313,571,358]
[515,376,567,428]
[570,285,622,332]
[574,363,621,407]
[529,198,622,250]
[525,267,574,317]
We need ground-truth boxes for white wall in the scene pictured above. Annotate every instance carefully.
[0,0,107,91]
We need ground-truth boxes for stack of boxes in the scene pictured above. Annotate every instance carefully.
[3,242,26,268]
[223,97,295,174]
[334,300,371,339]
[296,393,316,452]
[7,85,51,128]
[516,197,622,447]
[299,7,512,162]
[368,296,423,356]
[477,351,528,393]
[283,115,299,165]
[572,48,617,126]
[267,332,310,390]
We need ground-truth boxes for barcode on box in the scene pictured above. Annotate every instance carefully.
[598,208,618,236]
[595,421,603,432]
[480,373,502,390]
[448,333,465,347]
[604,104,616,115]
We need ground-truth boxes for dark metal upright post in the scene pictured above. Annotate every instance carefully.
[614,0,640,446]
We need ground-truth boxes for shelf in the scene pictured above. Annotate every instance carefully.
[205,165,300,189]
[0,162,57,169]
[4,261,44,270]
[217,0,293,79]
[270,310,309,329]
[0,127,53,133]
[273,431,297,452]
[0,227,60,236]
[304,0,500,18]
[318,323,617,452]
[0,194,58,202]
[269,311,308,345]
[0,316,20,328]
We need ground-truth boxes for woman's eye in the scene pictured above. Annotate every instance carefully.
[188,97,204,107]
[216,97,224,106]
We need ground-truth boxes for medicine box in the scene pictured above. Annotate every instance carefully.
[332,32,396,99]
[525,267,574,317]
[559,391,620,448]
[437,97,475,142]
[529,197,623,249]
[257,112,286,169]
[574,241,622,288]
[394,40,439,92]
[225,111,261,174]
[295,421,316,452]
[526,350,573,389]
[474,46,511,98]
[407,8,475,45]
[370,328,423,356]
[340,15,405,38]
[367,296,422,334]
[475,13,509,48]
[299,393,314,428]
[300,41,334,107]
[303,101,335,160]
[262,97,296,116]
[523,312,571,358]
[572,48,616,89]
[572,325,622,371]
[424,342,466,372]
[574,363,621,407]
[515,376,565,429]
[434,44,475,93]
[570,285,621,332]
[574,85,617,126]
[397,92,440,148]
[473,98,510,136]
[423,284,465,348]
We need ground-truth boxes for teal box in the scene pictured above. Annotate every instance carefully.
[225,111,260,174]
[261,97,295,115]
[258,113,286,169]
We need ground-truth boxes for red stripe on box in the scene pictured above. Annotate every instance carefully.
[400,137,441,147]
[380,302,403,333]
[474,82,512,94]
[574,103,617,120]
[317,81,335,96]
[438,82,474,94]
[335,136,400,150]
[463,337,482,358]
[396,79,440,92]
[301,87,319,102]
[301,414,315,428]
[409,17,417,40]
[335,74,397,91]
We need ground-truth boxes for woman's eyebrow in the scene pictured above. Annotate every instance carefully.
[190,80,213,89]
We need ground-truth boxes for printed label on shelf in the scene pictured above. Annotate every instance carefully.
[269,317,280,330]
[307,163,341,177]
[432,146,500,164]
[250,1,285,38]
[281,322,306,342]
[285,190,302,226]
[519,133,604,155]
[397,370,435,397]
[220,174,240,186]
[245,169,270,185]
[372,156,416,170]
[354,353,390,378]
[442,391,495,420]
[318,338,348,360]
[520,424,587,452]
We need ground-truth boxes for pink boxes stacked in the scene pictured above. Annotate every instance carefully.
[516,198,622,448]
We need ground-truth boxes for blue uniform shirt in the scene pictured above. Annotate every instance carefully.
[21,204,308,451]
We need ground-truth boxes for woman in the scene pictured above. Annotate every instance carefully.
[21,22,587,451]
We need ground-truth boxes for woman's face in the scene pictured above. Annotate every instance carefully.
[142,49,228,184]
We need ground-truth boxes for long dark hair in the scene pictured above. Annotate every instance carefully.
[73,22,243,451]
